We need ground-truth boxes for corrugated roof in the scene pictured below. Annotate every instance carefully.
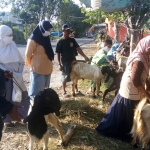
[79,0,138,12]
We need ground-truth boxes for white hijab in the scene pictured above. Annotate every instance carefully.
[0,25,26,102]
[0,25,24,63]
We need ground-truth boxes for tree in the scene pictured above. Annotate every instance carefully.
[124,2,150,52]
[11,0,62,39]
[81,8,126,43]
[11,0,90,38]
[0,0,11,8]
[58,0,90,37]
[81,8,102,24]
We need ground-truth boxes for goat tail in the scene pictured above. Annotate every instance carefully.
[71,60,78,67]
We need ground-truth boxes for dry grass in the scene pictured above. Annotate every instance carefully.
[0,42,135,150]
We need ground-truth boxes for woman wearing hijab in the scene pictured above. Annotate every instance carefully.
[25,20,54,103]
[0,25,28,127]
[96,36,150,142]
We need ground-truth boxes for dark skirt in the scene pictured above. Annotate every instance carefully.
[96,93,139,142]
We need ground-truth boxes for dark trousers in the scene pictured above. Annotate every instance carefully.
[0,115,4,141]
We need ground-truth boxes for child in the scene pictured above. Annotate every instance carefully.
[56,24,89,96]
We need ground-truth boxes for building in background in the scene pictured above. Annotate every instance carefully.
[0,11,23,31]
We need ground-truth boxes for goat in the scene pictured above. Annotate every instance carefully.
[23,88,66,150]
[70,61,113,97]
[130,97,150,150]
[102,69,123,101]
[114,53,128,71]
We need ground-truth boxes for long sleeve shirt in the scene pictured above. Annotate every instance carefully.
[25,40,53,75]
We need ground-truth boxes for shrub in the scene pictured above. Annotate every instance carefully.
[12,26,26,44]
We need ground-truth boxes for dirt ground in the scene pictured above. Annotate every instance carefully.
[0,42,136,150]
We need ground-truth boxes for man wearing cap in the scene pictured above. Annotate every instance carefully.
[56,24,89,96]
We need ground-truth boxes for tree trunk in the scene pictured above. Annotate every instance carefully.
[129,29,140,53]
[113,21,120,43]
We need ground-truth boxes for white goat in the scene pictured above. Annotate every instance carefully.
[115,53,128,71]
[70,61,112,97]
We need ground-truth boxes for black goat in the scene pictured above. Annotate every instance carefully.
[103,69,123,101]
[23,88,66,150]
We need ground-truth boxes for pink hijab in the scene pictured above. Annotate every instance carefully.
[127,36,150,75]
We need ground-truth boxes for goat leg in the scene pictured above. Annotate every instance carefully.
[42,131,49,150]
[28,135,36,150]
[96,82,100,97]
[46,114,66,145]
[72,79,78,96]
[75,84,78,93]
[92,82,96,98]
[103,86,117,101]
[72,83,75,96]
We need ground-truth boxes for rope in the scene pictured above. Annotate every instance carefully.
[13,76,33,105]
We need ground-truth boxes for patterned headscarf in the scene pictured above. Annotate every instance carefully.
[127,36,150,75]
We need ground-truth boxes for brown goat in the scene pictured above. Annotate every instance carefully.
[131,97,150,150]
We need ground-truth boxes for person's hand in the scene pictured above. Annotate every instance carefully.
[84,56,90,62]
[8,105,24,122]
[4,70,13,79]
[59,64,63,71]
[110,60,117,67]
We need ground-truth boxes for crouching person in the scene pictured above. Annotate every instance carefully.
[0,69,23,140]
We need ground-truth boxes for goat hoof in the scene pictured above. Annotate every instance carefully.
[92,95,96,99]
[61,141,67,147]
[133,143,139,149]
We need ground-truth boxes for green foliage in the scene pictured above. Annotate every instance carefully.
[143,19,150,29]
[0,21,13,28]
[11,0,61,24]
[81,7,126,25]
[11,0,91,38]
[58,0,91,37]
[12,26,26,44]
[23,23,36,40]
[0,0,11,8]
[81,8,100,24]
